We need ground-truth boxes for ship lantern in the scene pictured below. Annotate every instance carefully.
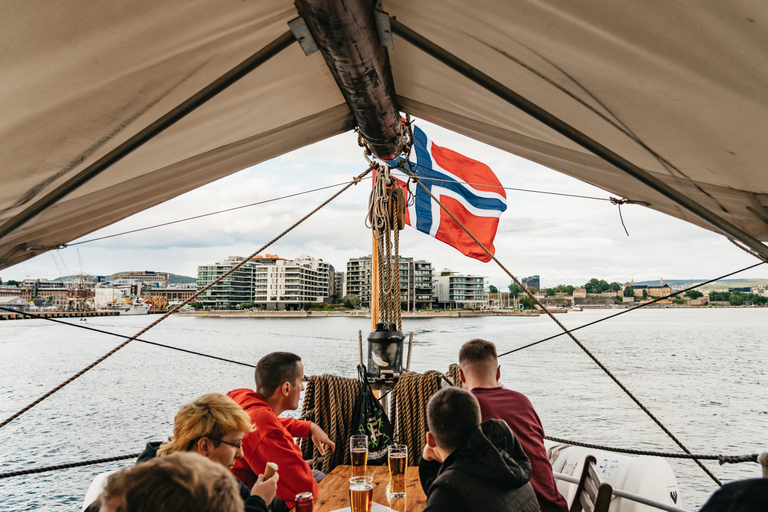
[366,322,405,379]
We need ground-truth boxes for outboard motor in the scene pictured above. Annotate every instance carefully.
[366,322,404,379]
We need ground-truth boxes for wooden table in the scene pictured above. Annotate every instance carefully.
[311,465,427,512]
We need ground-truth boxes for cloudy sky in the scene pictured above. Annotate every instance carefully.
[3,121,766,289]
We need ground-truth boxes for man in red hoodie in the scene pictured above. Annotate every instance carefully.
[458,339,569,512]
[228,352,335,511]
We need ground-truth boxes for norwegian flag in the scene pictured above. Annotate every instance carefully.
[389,125,507,262]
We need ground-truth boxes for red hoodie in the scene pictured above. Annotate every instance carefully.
[227,388,316,508]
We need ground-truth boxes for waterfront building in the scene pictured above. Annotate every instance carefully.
[112,271,169,288]
[333,271,346,299]
[433,269,488,309]
[197,254,333,310]
[0,296,28,311]
[346,256,373,304]
[647,279,672,298]
[624,279,672,298]
[345,256,433,310]
[573,288,587,299]
[146,286,197,305]
[522,274,540,291]
[0,285,22,297]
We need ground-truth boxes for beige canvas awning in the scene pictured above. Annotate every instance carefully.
[2,0,767,269]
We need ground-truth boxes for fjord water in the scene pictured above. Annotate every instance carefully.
[1,309,766,511]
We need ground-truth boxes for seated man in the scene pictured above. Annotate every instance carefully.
[459,339,569,512]
[228,352,335,511]
[97,452,242,512]
[700,478,768,512]
[420,387,540,512]
[136,392,277,512]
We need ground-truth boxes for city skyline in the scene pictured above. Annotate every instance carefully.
[3,121,767,289]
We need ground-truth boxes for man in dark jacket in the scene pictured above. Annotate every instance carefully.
[419,387,540,512]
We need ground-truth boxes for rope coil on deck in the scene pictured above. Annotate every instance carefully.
[391,370,453,466]
[300,374,361,475]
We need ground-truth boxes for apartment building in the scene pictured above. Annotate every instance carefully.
[345,256,433,310]
[197,255,333,309]
[433,269,488,309]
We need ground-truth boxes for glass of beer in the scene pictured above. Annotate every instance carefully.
[350,434,368,477]
[387,443,407,498]
[349,476,373,512]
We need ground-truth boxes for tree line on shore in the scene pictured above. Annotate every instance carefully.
[489,278,768,306]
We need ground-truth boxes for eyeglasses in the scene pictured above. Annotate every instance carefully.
[208,437,243,449]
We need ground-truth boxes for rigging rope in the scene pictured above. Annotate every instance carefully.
[498,260,765,357]
[0,453,140,479]
[0,305,256,367]
[544,437,761,465]
[364,144,405,328]
[397,162,724,487]
[63,180,366,247]
[0,167,372,431]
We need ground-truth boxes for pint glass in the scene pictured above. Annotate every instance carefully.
[350,434,368,477]
[387,443,407,498]
[349,476,373,512]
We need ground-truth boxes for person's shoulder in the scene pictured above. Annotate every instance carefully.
[136,440,163,463]
[227,388,258,402]
[473,386,530,400]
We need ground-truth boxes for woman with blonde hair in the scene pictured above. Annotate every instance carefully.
[136,393,278,512]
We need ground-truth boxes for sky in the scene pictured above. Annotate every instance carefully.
[3,120,767,289]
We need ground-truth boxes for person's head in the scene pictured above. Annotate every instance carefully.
[156,393,252,469]
[254,352,305,412]
[458,339,500,388]
[426,387,481,459]
[98,452,242,512]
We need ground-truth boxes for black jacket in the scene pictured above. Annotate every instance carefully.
[419,419,540,512]
[137,441,269,512]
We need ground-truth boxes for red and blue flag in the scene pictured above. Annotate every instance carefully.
[389,125,507,262]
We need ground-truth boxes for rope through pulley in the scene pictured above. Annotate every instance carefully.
[359,119,413,382]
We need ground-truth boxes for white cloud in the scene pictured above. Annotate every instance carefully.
[4,122,767,286]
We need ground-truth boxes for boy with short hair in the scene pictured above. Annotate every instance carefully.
[419,387,540,512]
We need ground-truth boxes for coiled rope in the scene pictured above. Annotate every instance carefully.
[391,370,454,466]
[0,166,372,431]
[299,374,362,475]
[397,162,724,486]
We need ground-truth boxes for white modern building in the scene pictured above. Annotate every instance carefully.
[197,255,333,309]
[433,269,488,309]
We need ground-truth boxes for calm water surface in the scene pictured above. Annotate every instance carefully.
[1,309,766,511]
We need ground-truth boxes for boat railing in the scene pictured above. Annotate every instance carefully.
[553,472,691,512]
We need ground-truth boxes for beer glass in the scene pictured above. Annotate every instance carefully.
[387,443,407,498]
[349,476,373,512]
[350,434,368,477]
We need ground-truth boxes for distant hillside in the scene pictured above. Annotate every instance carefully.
[632,278,768,289]
[168,273,197,284]
[108,272,197,285]
[51,272,197,285]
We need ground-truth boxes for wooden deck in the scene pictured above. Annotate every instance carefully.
[309,465,427,512]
